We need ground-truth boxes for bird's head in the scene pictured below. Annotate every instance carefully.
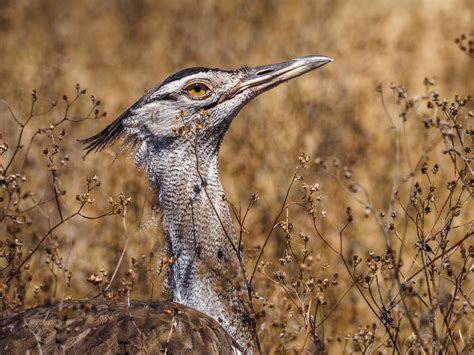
[81,55,332,167]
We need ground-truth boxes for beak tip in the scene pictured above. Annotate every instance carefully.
[299,55,334,67]
[317,55,334,64]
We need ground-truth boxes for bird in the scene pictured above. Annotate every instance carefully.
[0,55,332,354]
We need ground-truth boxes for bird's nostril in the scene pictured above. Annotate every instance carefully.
[256,68,274,76]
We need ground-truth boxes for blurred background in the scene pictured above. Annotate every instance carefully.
[1,0,473,352]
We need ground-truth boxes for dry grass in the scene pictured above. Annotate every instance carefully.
[1,0,473,353]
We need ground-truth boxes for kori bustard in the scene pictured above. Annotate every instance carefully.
[1,55,332,353]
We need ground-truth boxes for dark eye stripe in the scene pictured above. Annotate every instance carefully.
[162,93,179,101]
[160,67,214,86]
[146,92,178,103]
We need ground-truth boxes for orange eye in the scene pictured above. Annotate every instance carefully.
[185,82,211,98]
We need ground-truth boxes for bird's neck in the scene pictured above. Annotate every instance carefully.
[149,145,251,349]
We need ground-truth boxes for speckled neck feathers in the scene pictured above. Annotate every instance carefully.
[141,136,251,349]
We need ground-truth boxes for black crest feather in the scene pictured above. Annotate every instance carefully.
[79,88,156,156]
[79,113,125,156]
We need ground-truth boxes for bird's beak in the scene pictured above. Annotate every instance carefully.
[226,55,333,101]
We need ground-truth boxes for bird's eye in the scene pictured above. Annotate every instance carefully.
[185,82,211,98]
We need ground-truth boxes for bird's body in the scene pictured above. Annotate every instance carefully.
[0,300,240,354]
[1,56,332,353]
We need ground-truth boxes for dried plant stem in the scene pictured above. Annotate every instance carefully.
[104,216,130,292]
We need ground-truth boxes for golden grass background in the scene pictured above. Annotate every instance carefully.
[1,0,473,353]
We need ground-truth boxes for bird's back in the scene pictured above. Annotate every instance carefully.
[0,300,241,354]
